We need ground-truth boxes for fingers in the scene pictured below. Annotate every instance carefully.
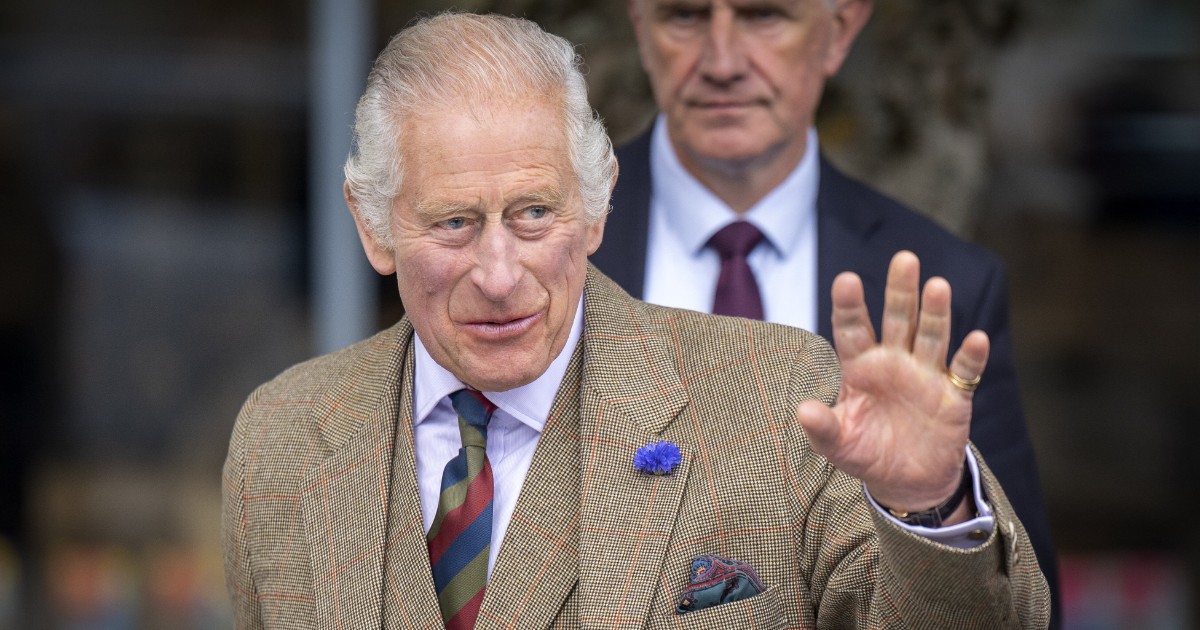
[948,330,990,395]
[830,271,876,361]
[911,276,951,368]
[880,251,920,350]
[796,400,841,459]
[833,251,984,382]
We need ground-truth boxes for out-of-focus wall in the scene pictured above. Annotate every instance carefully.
[0,1,313,626]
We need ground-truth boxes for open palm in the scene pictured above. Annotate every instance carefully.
[798,251,989,512]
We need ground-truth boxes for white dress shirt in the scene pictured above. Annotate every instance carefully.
[643,116,995,547]
[644,115,820,332]
[412,295,584,576]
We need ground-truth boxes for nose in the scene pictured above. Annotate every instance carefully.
[699,9,745,85]
[470,221,522,302]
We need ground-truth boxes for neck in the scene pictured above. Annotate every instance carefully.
[675,137,808,215]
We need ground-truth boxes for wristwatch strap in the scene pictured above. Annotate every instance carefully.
[881,459,972,528]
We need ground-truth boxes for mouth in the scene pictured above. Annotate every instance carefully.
[457,310,543,342]
[695,100,749,108]
[688,98,760,112]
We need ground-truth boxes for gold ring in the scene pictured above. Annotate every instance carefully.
[947,370,981,393]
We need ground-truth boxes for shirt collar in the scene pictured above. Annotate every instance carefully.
[412,293,585,433]
[650,115,820,258]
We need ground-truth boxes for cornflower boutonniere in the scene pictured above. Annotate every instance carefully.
[634,440,682,475]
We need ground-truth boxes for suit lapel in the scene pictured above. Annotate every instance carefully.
[816,157,886,340]
[591,128,653,299]
[378,326,444,629]
[476,344,586,629]
[299,322,415,630]
[576,268,692,628]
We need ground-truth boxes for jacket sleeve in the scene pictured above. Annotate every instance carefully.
[785,339,1051,629]
[222,389,264,629]
[960,261,1060,626]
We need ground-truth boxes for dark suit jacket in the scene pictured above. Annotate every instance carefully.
[592,129,1060,626]
[223,267,1049,628]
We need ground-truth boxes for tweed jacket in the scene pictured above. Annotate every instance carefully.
[223,267,1050,629]
[590,128,1060,625]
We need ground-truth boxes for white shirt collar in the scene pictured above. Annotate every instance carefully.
[412,293,585,433]
[650,114,820,257]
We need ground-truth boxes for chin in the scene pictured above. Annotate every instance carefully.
[687,132,773,164]
[696,146,775,174]
[466,364,540,393]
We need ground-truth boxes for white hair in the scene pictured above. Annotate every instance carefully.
[343,12,616,248]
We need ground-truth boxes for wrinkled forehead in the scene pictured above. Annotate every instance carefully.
[399,93,570,156]
[400,86,567,141]
[395,96,577,201]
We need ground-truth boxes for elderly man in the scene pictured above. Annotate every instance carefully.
[589,0,1059,623]
[222,12,1049,629]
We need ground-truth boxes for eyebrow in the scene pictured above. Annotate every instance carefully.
[411,188,569,219]
[412,199,476,220]
[514,189,567,208]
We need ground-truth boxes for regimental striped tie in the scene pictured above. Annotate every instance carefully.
[428,389,496,630]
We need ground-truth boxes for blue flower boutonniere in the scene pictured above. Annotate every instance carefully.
[634,440,682,475]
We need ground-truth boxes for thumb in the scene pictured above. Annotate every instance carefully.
[797,399,841,458]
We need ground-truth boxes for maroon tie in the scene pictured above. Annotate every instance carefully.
[707,221,765,320]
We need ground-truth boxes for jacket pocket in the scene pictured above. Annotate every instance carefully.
[670,585,786,629]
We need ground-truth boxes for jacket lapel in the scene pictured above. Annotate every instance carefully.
[476,345,586,629]
[816,157,886,340]
[297,320,437,629]
[576,268,692,628]
[591,128,653,299]
[378,326,445,629]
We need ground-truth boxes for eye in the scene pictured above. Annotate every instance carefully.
[509,204,556,238]
[672,8,705,22]
[739,4,788,24]
[439,217,467,230]
[659,3,709,25]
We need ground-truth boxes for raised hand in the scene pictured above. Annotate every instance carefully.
[797,251,990,517]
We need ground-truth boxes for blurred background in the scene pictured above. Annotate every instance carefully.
[0,0,1196,627]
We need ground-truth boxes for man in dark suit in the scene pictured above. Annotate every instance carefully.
[224,12,1050,628]
[589,0,1059,623]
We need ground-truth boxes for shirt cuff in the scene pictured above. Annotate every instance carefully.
[864,449,995,550]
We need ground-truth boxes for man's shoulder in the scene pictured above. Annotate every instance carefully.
[614,129,652,166]
[585,266,838,380]
[820,159,1000,266]
[642,298,827,347]
[610,130,654,202]
[236,322,411,426]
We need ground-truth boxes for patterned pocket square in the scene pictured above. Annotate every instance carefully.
[676,553,766,615]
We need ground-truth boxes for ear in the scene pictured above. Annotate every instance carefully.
[627,0,654,71]
[586,159,619,256]
[344,181,397,276]
[626,0,643,30]
[586,214,606,256]
[823,0,873,77]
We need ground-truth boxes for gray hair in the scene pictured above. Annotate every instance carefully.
[343,12,616,248]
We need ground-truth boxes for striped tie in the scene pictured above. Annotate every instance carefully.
[428,389,496,629]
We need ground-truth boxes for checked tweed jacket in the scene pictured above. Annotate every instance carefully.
[591,128,1061,627]
[223,266,1050,629]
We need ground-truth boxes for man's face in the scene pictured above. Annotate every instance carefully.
[353,98,604,392]
[629,0,868,173]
